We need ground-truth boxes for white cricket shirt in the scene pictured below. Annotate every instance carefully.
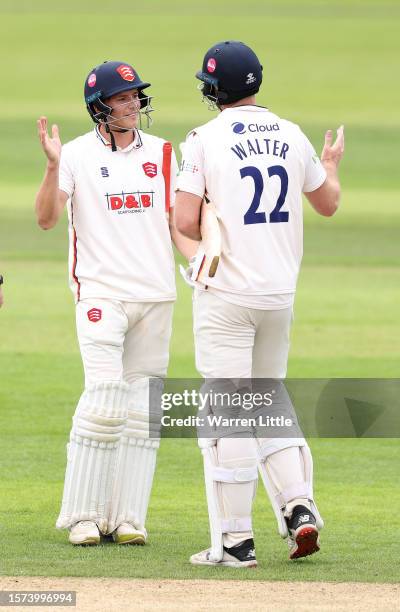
[59,128,177,303]
[176,106,327,309]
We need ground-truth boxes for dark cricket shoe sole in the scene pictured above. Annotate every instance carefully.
[286,505,320,560]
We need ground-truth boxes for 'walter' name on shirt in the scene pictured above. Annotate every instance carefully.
[231,138,289,161]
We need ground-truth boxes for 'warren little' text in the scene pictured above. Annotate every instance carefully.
[161,415,292,428]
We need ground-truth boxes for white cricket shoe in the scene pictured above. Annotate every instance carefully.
[112,522,147,545]
[69,520,100,546]
[190,538,257,568]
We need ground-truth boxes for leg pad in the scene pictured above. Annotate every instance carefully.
[256,437,323,538]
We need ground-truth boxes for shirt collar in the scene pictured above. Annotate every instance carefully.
[221,104,270,114]
[95,126,143,151]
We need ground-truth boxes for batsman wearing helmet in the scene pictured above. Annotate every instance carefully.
[175,41,344,567]
[36,60,195,546]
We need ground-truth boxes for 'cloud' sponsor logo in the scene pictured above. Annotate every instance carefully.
[232,122,246,134]
[231,122,280,135]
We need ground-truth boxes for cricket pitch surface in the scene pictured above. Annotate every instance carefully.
[1,577,398,611]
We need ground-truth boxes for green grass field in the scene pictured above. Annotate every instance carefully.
[0,0,399,582]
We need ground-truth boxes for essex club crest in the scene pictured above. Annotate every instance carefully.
[142,162,157,178]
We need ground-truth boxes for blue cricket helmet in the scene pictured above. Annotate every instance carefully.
[196,41,263,105]
[84,60,151,124]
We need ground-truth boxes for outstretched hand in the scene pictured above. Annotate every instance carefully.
[37,116,62,165]
[321,125,344,167]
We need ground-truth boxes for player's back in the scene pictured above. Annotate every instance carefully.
[186,106,325,297]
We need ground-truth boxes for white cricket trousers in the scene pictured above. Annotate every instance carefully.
[193,290,292,379]
[76,299,174,384]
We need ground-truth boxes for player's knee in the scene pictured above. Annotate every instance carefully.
[73,380,129,442]
[125,377,164,440]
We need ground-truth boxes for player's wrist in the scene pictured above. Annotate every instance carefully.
[46,159,60,171]
[321,157,339,168]
[321,159,340,177]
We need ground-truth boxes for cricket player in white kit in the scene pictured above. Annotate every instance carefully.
[176,41,344,567]
[35,60,194,546]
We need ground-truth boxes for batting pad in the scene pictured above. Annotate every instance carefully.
[56,380,129,533]
[256,438,324,538]
[200,438,258,562]
[108,377,162,534]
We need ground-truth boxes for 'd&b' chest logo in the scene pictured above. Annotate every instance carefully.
[106,191,154,215]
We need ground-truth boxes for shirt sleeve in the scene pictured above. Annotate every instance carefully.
[169,147,179,208]
[58,143,75,198]
[175,131,206,198]
[302,134,327,193]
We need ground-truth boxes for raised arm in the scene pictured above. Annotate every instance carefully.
[35,116,68,230]
[305,125,345,217]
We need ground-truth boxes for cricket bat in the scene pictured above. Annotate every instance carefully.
[191,198,222,283]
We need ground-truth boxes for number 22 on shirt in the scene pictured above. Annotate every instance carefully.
[240,164,289,225]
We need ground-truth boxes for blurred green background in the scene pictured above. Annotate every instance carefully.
[0,0,399,581]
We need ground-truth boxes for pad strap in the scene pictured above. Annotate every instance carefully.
[212,465,258,483]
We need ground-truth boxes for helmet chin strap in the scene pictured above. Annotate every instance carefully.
[104,121,135,152]
[104,123,117,152]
